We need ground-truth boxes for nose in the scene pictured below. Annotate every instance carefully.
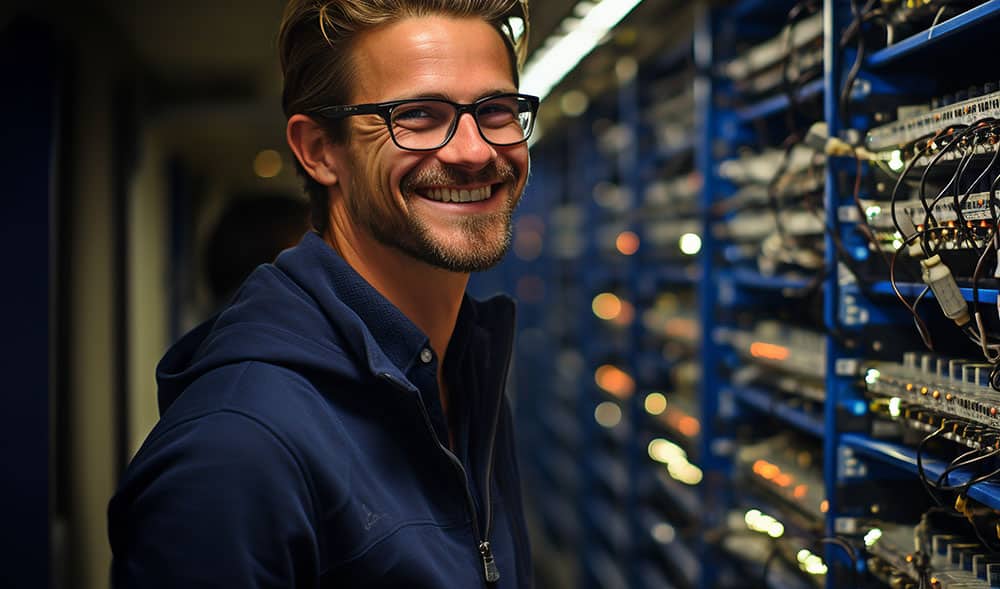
[435,112,496,170]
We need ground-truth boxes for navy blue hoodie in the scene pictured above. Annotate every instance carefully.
[108,232,532,588]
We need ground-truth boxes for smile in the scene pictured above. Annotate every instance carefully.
[422,185,494,203]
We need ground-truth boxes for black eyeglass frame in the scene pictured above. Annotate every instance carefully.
[308,93,540,152]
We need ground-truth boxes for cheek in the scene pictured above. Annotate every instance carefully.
[506,147,530,188]
[360,144,422,211]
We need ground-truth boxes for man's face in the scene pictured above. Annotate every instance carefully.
[336,16,529,272]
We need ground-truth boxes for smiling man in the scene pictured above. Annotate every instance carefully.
[108,1,536,587]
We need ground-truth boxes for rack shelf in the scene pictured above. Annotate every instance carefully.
[736,78,824,122]
[657,138,696,162]
[867,0,1000,68]
[870,280,1000,304]
[507,1,1000,587]
[725,267,815,292]
[725,386,825,438]
[646,264,701,285]
[841,434,1000,510]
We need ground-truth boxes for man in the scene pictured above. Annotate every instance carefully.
[107,1,538,587]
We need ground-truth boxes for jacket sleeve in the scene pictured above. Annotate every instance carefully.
[108,410,320,588]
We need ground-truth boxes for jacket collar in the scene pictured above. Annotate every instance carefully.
[277,232,515,387]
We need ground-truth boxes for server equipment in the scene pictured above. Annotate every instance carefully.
[489,1,1000,588]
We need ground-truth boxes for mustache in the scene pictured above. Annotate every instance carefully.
[402,160,517,191]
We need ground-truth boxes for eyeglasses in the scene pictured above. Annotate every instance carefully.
[308,93,540,152]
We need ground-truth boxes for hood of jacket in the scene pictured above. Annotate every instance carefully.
[156,231,515,415]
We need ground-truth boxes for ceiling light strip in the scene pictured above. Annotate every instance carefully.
[521,0,644,101]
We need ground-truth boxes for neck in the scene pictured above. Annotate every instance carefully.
[323,215,468,363]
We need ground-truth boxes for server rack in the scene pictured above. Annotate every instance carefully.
[477,1,1000,587]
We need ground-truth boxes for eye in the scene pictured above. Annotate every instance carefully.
[394,107,432,120]
[477,98,519,128]
[391,101,451,129]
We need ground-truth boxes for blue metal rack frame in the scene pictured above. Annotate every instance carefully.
[871,280,1000,304]
[736,77,825,122]
[725,386,826,438]
[491,1,1000,588]
[842,433,1000,509]
[867,0,1000,68]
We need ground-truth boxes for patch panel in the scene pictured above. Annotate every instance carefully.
[718,321,827,381]
[865,88,1000,153]
[642,294,700,348]
[864,353,1000,430]
[645,85,696,153]
[721,11,824,99]
[644,219,703,259]
[866,515,1000,589]
[644,173,702,214]
[735,434,826,520]
[718,209,825,242]
[863,193,1000,253]
[718,145,824,186]
[720,509,825,589]
[732,363,825,403]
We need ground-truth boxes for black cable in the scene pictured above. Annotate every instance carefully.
[951,455,1000,494]
[977,174,1000,335]
[890,127,954,239]
[935,447,997,491]
[850,154,899,279]
[971,223,997,323]
[917,124,987,255]
[766,135,801,246]
[760,542,781,588]
[949,149,1000,257]
[917,419,950,506]
[780,0,821,137]
[922,149,973,255]
[817,536,859,588]
[954,130,1000,246]
[839,0,866,130]
[881,124,1000,353]
[889,227,950,349]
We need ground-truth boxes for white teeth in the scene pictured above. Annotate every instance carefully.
[425,186,492,203]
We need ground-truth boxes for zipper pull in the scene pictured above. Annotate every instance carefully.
[479,540,500,583]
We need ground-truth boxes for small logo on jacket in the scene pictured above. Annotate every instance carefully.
[361,502,386,531]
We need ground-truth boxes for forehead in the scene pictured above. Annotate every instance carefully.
[349,16,516,103]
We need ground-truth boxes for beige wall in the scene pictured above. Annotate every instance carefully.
[128,132,171,458]
[5,4,279,586]
[68,32,117,589]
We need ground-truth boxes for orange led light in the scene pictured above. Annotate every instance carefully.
[612,301,635,327]
[750,342,790,361]
[664,318,698,340]
[595,365,635,399]
[615,231,640,256]
[678,416,701,437]
[793,484,808,499]
[755,461,780,480]
[592,293,623,320]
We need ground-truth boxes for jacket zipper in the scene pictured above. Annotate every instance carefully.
[379,372,503,585]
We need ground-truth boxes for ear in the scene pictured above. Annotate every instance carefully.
[286,114,342,186]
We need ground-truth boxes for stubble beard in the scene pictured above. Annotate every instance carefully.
[346,158,522,273]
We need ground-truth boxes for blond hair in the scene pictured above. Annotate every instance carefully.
[278,0,529,231]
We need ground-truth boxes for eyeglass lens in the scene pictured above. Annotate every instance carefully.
[389,96,534,150]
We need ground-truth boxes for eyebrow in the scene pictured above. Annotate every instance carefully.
[390,89,518,102]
